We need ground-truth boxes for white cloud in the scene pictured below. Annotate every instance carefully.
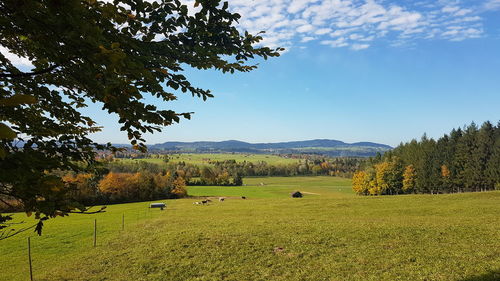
[454,9,471,16]
[442,6,460,13]
[443,26,482,41]
[297,24,315,33]
[314,28,332,35]
[351,43,370,50]
[0,46,33,69]
[288,0,317,14]
[321,38,349,48]
[484,0,500,11]
[301,36,316,42]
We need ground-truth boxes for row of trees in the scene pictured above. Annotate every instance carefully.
[353,121,500,195]
[205,158,362,178]
[62,171,187,205]
[105,157,363,182]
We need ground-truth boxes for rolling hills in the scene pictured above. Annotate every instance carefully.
[147,139,392,157]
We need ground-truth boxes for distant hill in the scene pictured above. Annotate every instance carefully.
[147,139,392,157]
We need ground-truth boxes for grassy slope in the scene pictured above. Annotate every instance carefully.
[0,200,166,281]
[1,177,499,281]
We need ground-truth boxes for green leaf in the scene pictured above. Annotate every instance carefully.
[0,94,37,107]
[0,123,17,140]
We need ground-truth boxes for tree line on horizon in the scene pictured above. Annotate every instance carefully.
[106,157,363,179]
[352,121,500,195]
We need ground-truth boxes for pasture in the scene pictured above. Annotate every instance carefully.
[1,176,499,281]
[188,176,353,198]
[118,153,302,166]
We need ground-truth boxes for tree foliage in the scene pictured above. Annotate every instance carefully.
[0,0,281,236]
[353,121,500,195]
[98,171,183,202]
[402,165,416,193]
[106,156,364,181]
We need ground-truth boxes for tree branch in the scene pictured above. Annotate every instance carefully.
[0,223,37,241]
[0,64,60,78]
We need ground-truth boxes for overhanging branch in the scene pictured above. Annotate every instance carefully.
[0,64,60,78]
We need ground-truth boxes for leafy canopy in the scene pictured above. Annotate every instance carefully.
[0,0,281,238]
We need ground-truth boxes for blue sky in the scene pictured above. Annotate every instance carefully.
[4,0,499,147]
[87,0,500,147]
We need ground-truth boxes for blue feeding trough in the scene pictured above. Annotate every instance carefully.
[149,203,166,210]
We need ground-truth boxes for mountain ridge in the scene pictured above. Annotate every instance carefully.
[146,139,392,157]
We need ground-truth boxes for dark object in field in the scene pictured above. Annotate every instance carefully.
[219,197,225,202]
[194,200,210,205]
[291,191,303,198]
[150,203,166,210]
[241,196,246,199]
[273,247,285,253]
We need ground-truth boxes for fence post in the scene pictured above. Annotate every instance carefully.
[28,237,33,281]
[93,219,97,247]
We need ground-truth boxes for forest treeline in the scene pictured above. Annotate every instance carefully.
[62,171,187,205]
[0,170,187,212]
[106,157,363,180]
[353,121,500,195]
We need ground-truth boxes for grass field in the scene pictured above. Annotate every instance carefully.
[118,153,302,166]
[188,176,353,198]
[1,176,499,281]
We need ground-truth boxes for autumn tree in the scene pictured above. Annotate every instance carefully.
[440,165,451,193]
[352,171,369,195]
[62,173,98,204]
[98,173,133,201]
[171,177,187,198]
[0,0,281,235]
[402,165,416,194]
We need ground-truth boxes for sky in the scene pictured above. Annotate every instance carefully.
[4,0,500,147]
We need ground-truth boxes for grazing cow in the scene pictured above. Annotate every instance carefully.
[241,196,246,199]
[193,202,200,205]
[201,200,208,204]
[206,199,212,203]
[219,197,225,202]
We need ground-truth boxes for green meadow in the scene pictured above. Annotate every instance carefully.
[119,153,302,166]
[188,176,353,198]
[1,176,499,281]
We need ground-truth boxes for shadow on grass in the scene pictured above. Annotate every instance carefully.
[459,270,500,281]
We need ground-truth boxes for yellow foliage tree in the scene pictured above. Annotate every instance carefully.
[62,173,95,200]
[216,170,231,185]
[171,177,187,198]
[402,165,417,193]
[370,161,391,195]
[98,173,134,200]
[352,171,370,195]
[441,165,450,178]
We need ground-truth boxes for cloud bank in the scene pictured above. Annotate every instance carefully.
[227,0,492,50]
